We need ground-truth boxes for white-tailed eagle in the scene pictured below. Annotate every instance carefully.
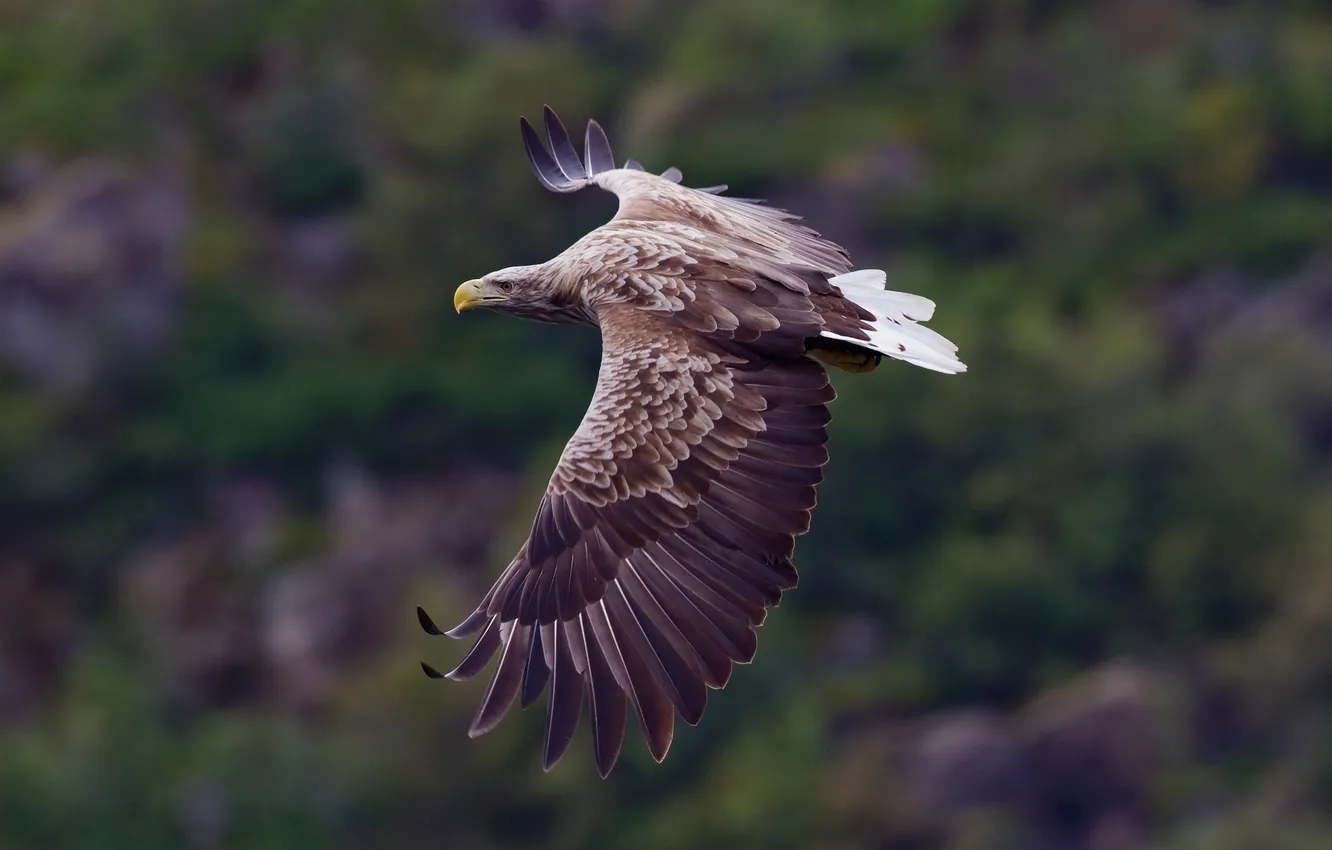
[418,107,965,777]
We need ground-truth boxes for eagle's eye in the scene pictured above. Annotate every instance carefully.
[495,280,514,293]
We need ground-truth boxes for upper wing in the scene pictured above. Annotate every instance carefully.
[520,107,967,377]
[519,106,853,276]
[425,293,837,777]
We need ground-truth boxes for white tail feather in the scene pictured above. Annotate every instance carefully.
[830,270,936,321]
[824,269,966,374]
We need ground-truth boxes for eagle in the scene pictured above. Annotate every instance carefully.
[418,107,965,777]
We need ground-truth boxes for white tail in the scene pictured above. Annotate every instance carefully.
[821,270,966,374]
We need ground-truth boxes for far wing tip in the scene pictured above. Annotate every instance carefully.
[417,606,444,636]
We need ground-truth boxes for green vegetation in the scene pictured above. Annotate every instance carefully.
[0,1,1330,847]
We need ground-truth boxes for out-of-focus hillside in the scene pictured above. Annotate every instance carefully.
[1,1,1331,848]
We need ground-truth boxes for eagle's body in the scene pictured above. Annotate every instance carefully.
[421,108,965,776]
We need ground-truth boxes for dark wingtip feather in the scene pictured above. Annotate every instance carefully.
[520,627,550,708]
[444,605,491,639]
[446,618,502,681]
[542,625,583,771]
[421,662,444,679]
[417,606,444,636]
[520,116,574,192]
[542,106,588,182]
[582,619,627,778]
[468,625,531,738]
[584,120,616,175]
[599,590,675,764]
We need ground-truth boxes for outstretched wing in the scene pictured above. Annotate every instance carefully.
[520,105,853,276]
[425,287,837,777]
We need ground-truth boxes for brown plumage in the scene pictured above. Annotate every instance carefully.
[423,107,966,777]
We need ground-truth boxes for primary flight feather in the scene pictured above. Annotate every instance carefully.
[420,107,965,777]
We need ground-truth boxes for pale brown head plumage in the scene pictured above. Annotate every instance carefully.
[424,107,965,778]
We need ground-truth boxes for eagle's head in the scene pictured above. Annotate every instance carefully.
[454,264,588,324]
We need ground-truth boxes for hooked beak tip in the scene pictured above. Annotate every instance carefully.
[454,279,484,313]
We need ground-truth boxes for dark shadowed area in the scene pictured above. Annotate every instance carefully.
[1,1,1330,848]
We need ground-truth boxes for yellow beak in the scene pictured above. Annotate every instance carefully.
[454,279,485,313]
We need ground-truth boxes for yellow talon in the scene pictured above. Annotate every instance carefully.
[810,348,881,373]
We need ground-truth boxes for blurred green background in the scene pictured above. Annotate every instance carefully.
[1,0,1331,848]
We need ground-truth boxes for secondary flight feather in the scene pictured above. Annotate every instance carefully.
[419,107,966,777]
